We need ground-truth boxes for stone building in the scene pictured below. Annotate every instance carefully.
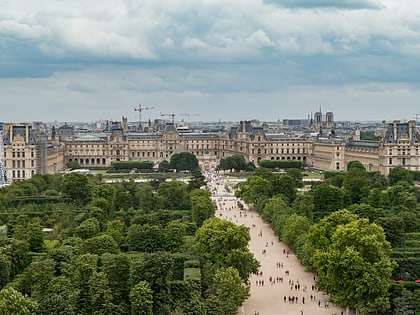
[2,117,420,182]
[2,123,64,181]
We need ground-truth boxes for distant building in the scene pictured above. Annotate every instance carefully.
[2,123,64,181]
[3,112,420,182]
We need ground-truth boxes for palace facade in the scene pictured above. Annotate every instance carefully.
[1,116,420,182]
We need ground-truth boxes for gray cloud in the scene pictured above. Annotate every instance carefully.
[1,0,420,123]
[264,0,383,10]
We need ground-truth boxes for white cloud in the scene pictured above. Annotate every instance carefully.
[247,30,274,48]
[1,0,420,124]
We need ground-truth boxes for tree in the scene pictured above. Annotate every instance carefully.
[389,166,413,186]
[157,181,191,210]
[286,168,304,188]
[217,155,247,172]
[170,152,199,172]
[83,234,119,255]
[26,219,45,253]
[237,175,270,205]
[195,218,258,280]
[347,160,366,171]
[75,217,100,240]
[164,221,187,253]
[262,196,291,225]
[127,224,165,252]
[36,276,79,315]
[158,160,171,173]
[130,281,153,315]
[312,184,345,220]
[281,214,311,251]
[348,203,385,223]
[136,183,158,212]
[0,254,11,289]
[313,218,395,313]
[105,220,125,247]
[88,271,116,315]
[302,210,359,268]
[61,173,91,204]
[212,267,250,314]
[66,161,80,169]
[270,174,296,204]
[375,215,406,247]
[0,287,37,315]
[292,194,314,221]
[141,252,174,315]
[100,253,130,308]
[342,165,371,204]
[188,169,207,191]
[190,189,216,227]
[29,258,56,300]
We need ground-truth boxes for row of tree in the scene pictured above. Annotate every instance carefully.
[236,163,420,314]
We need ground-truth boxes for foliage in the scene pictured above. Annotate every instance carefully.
[281,214,311,251]
[130,281,153,315]
[212,267,250,314]
[195,218,259,281]
[0,287,37,315]
[312,184,345,220]
[157,181,191,210]
[61,173,91,204]
[66,161,80,170]
[190,189,216,227]
[312,217,395,313]
[258,159,302,169]
[158,160,171,173]
[169,152,199,172]
[389,166,414,186]
[111,160,154,170]
[216,154,247,172]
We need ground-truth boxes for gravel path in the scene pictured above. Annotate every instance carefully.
[207,173,351,315]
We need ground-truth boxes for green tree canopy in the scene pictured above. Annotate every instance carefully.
[170,152,199,172]
[212,267,250,314]
[0,287,37,315]
[130,281,153,315]
[389,166,414,186]
[312,216,395,313]
[61,173,91,204]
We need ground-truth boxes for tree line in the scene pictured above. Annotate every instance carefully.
[236,163,420,314]
[0,167,257,314]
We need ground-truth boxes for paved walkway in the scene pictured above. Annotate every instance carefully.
[207,173,350,315]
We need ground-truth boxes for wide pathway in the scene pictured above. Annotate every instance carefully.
[206,172,350,315]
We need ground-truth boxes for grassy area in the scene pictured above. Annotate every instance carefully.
[303,172,324,179]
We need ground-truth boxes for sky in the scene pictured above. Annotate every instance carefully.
[1,0,420,124]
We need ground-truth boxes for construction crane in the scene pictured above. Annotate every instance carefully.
[413,114,420,125]
[160,113,176,124]
[134,104,155,130]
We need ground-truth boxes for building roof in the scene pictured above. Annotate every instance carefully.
[74,134,105,142]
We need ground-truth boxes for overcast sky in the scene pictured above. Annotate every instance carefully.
[1,0,420,124]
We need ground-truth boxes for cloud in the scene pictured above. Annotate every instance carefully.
[264,0,383,10]
[247,30,275,48]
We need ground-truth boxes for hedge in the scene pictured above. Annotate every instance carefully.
[111,160,154,170]
[258,160,303,169]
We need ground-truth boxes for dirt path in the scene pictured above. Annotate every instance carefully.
[207,173,350,315]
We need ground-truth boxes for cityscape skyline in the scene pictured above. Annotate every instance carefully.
[1,1,420,123]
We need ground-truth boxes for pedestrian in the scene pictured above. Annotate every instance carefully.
[302,297,305,304]
[300,310,304,315]
[318,300,321,307]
